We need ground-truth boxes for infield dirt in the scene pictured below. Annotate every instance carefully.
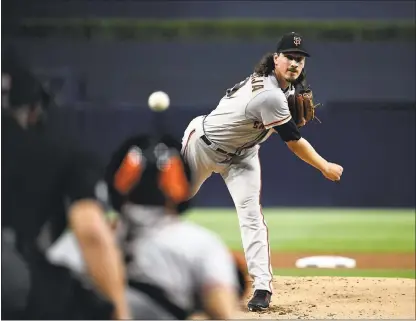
[192,252,415,319]
[192,276,415,319]
[234,276,415,319]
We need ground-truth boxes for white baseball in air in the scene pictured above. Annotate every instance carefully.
[148,91,170,112]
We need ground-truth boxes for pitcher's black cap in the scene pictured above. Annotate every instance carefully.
[276,32,310,57]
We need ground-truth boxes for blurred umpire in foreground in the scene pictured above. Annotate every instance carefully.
[1,47,130,319]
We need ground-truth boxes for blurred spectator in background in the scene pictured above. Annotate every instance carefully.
[1,46,130,320]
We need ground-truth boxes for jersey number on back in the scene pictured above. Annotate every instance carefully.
[225,77,249,98]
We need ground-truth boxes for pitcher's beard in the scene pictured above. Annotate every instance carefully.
[285,76,297,83]
[285,70,300,83]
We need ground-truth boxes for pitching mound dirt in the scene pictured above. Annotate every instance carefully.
[192,276,415,319]
[237,276,416,319]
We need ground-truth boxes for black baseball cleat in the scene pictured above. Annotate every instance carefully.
[247,290,272,312]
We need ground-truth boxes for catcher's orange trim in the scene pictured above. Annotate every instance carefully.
[114,147,144,195]
[159,155,190,203]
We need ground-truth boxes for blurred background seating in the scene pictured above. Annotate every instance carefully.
[2,0,415,208]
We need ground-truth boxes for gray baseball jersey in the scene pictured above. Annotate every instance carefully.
[119,205,239,319]
[181,73,295,294]
[47,206,239,319]
[203,73,295,153]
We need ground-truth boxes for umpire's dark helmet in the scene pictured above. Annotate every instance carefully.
[2,45,53,116]
[105,134,193,215]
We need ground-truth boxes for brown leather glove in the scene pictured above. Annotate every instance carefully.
[288,71,319,127]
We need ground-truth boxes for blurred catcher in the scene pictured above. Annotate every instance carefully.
[48,127,247,319]
[106,132,247,319]
[1,46,130,320]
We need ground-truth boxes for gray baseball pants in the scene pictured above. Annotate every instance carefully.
[181,116,273,293]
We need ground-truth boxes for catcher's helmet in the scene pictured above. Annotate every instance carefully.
[105,134,193,215]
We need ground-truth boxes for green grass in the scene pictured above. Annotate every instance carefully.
[272,268,416,279]
[185,208,415,253]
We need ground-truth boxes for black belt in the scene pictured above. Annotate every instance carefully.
[200,135,236,157]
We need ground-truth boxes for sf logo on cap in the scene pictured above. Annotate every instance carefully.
[293,36,302,46]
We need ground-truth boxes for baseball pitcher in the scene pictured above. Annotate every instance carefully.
[181,32,344,311]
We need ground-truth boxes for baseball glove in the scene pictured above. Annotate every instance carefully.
[288,71,320,127]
